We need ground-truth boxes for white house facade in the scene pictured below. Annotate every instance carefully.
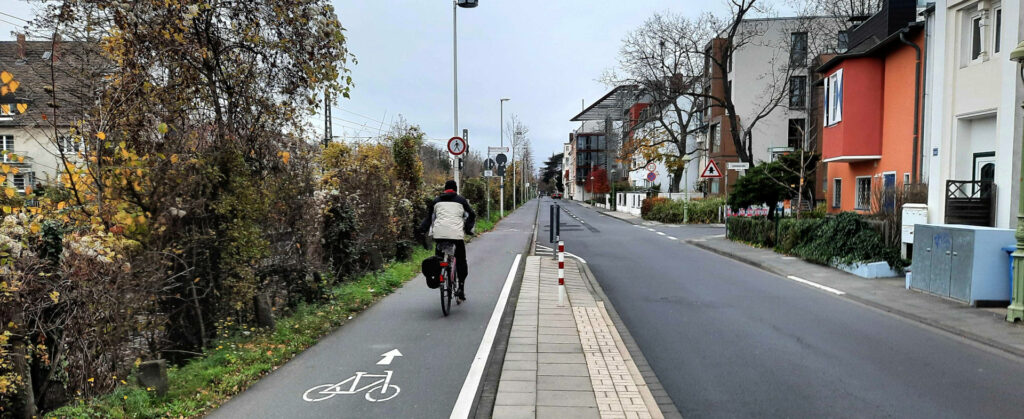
[924,0,1024,229]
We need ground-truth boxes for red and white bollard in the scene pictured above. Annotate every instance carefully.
[558,240,566,306]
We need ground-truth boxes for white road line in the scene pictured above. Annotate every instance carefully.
[565,252,587,264]
[450,254,521,419]
[646,228,656,232]
[656,232,666,236]
[786,275,846,296]
[667,237,678,241]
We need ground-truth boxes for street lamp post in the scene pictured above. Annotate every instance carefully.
[611,169,617,211]
[500,98,509,217]
[1007,41,1024,323]
[452,0,477,191]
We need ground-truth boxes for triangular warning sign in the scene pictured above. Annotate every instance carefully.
[701,159,723,178]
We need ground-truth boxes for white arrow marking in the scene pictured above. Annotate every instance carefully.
[377,349,403,365]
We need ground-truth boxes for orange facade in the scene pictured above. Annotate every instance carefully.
[823,30,923,213]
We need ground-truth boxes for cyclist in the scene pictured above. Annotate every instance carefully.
[419,180,476,302]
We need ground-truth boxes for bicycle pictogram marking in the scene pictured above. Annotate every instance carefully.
[302,370,401,403]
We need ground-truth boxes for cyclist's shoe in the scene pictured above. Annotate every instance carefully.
[456,289,466,302]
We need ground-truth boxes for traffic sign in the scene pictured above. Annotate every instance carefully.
[484,158,496,170]
[484,170,494,177]
[447,136,466,155]
[646,162,657,172]
[488,146,510,153]
[646,171,657,182]
[495,153,507,165]
[727,162,750,171]
[700,160,723,178]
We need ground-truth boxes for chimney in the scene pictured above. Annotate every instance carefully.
[16,34,25,60]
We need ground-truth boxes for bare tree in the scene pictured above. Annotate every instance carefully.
[607,12,709,193]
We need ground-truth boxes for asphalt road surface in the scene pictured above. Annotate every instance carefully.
[209,200,537,419]
[546,198,1024,419]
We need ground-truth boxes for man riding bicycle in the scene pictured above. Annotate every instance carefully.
[419,180,476,302]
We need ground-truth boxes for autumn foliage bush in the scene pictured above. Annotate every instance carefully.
[0,0,437,415]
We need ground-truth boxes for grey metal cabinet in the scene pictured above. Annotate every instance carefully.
[911,224,1014,305]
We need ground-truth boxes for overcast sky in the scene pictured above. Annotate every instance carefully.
[1,1,741,169]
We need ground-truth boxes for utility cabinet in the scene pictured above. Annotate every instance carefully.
[911,224,1014,305]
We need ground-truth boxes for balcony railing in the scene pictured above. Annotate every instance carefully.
[945,180,994,227]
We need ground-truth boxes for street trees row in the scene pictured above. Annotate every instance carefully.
[608,0,880,197]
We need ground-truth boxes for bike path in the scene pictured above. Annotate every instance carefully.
[209,200,538,419]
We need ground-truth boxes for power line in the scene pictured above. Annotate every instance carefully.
[332,106,386,125]
[0,11,31,23]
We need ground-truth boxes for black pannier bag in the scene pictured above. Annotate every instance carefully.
[421,255,442,288]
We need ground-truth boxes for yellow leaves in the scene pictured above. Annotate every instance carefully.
[279,151,291,164]
[16,103,27,114]
[7,80,18,93]
[57,201,66,210]
[3,188,14,198]
[29,223,40,234]
[1,164,9,174]
[170,154,179,164]
[0,71,11,84]
[1,206,10,214]
[157,122,169,134]
[96,131,106,140]
[0,175,5,184]
[0,104,7,114]
[49,291,59,304]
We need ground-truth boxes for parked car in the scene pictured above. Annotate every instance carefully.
[550,192,562,199]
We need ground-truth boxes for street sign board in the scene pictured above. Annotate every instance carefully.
[488,146,510,153]
[646,172,657,182]
[484,170,493,177]
[727,162,750,171]
[447,136,466,156]
[646,162,657,172]
[700,160,723,178]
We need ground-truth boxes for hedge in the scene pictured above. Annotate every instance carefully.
[642,197,725,224]
[727,212,907,270]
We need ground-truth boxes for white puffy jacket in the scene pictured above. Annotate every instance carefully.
[420,191,477,240]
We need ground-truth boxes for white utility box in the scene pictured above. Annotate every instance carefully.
[902,204,929,259]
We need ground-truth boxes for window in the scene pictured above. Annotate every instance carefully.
[971,15,983,61]
[58,135,81,153]
[790,32,808,67]
[710,123,721,153]
[904,173,911,186]
[711,178,720,194]
[832,178,842,208]
[823,69,843,126]
[994,9,1002,53]
[0,135,12,163]
[789,76,807,108]
[837,30,849,52]
[788,119,806,149]
[0,104,14,118]
[855,177,871,210]
[11,172,32,193]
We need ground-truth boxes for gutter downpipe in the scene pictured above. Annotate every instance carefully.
[899,29,923,184]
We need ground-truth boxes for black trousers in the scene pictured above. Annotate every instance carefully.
[435,239,468,283]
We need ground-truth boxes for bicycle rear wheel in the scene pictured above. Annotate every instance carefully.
[440,270,452,316]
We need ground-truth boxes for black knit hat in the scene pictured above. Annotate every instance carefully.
[444,180,458,192]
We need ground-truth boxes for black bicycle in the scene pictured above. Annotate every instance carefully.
[436,242,463,316]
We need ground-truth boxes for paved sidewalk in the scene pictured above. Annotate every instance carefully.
[688,236,1024,358]
[493,256,662,419]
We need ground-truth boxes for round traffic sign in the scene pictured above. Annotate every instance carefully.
[646,172,657,182]
[646,162,657,172]
[447,136,466,156]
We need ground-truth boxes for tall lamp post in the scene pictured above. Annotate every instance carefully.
[452,0,477,191]
[610,168,617,211]
[1007,41,1024,323]
[500,97,509,217]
